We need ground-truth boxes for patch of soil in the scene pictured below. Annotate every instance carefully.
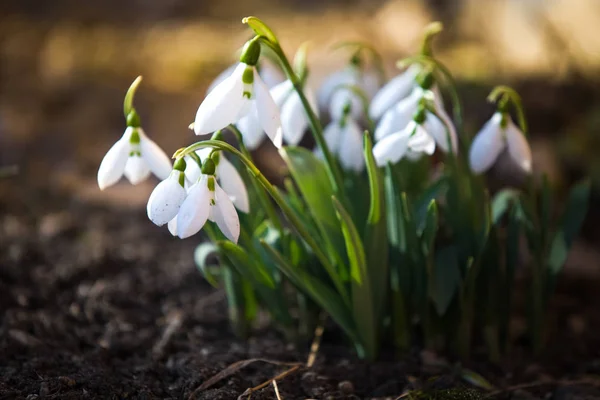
[2,176,600,400]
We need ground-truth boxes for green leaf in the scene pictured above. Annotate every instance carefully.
[364,134,381,224]
[260,240,359,343]
[333,196,377,357]
[414,176,448,233]
[548,179,591,274]
[218,241,275,289]
[194,242,221,287]
[421,200,438,254]
[362,133,389,354]
[332,197,366,284]
[460,368,495,391]
[491,189,521,225]
[430,246,461,316]
[280,146,347,274]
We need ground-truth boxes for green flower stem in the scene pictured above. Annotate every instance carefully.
[229,124,284,233]
[256,36,346,198]
[123,76,143,118]
[177,140,351,307]
[331,41,387,84]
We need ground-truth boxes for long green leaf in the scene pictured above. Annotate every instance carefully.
[491,189,521,225]
[414,176,448,233]
[431,246,461,316]
[260,240,359,343]
[548,179,591,274]
[333,196,377,357]
[218,241,275,289]
[281,146,348,276]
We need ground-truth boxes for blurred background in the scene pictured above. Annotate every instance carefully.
[1,0,599,252]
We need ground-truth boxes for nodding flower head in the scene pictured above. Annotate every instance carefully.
[97,123,172,190]
[193,39,282,149]
[469,112,532,174]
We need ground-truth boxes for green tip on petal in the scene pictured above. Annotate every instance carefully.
[207,176,216,192]
[413,106,427,125]
[123,76,143,118]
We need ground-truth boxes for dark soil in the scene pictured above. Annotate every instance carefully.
[2,161,600,400]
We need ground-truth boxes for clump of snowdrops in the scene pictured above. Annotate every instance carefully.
[97,17,590,360]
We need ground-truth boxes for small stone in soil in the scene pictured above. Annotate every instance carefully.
[338,380,354,394]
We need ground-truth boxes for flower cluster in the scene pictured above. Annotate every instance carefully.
[96,17,588,361]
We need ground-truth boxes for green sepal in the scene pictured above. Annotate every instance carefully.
[242,16,279,45]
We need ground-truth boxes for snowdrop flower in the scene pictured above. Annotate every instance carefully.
[97,122,172,190]
[369,64,421,120]
[317,103,365,172]
[317,57,380,120]
[147,158,188,226]
[469,112,532,174]
[193,38,282,148]
[375,83,457,154]
[373,115,436,167]
[237,79,318,149]
[184,148,250,213]
[176,159,240,242]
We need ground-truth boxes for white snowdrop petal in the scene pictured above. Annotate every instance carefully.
[177,177,212,239]
[97,137,129,190]
[124,156,151,185]
[218,157,250,213]
[194,63,247,135]
[184,154,202,185]
[372,127,412,167]
[259,58,285,88]
[206,64,237,95]
[147,174,187,226]
[323,121,343,154]
[254,70,282,148]
[270,80,294,107]
[139,132,172,180]
[212,182,240,243]
[505,120,532,173]
[361,70,381,100]
[281,91,309,145]
[407,125,436,155]
[338,119,365,172]
[237,109,265,150]
[422,112,457,154]
[317,68,354,112]
[469,113,505,174]
[374,89,421,141]
[369,65,419,120]
[167,218,178,236]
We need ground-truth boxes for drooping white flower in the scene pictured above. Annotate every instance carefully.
[185,149,250,213]
[315,101,365,172]
[469,112,532,174]
[194,40,282,148]
[317,63,380,120]
[97,126,172,190]
[321,117,365,172]
[237,80,318,150]
[369,64,421,121]
[176,174,240,242]
[373,120,436,167]
[147,161,187,226]
[374,86,457,154]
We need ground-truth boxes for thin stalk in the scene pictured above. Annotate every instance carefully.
[229,124,284,233]
[257,37,346,198]
[177,140,351,307]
